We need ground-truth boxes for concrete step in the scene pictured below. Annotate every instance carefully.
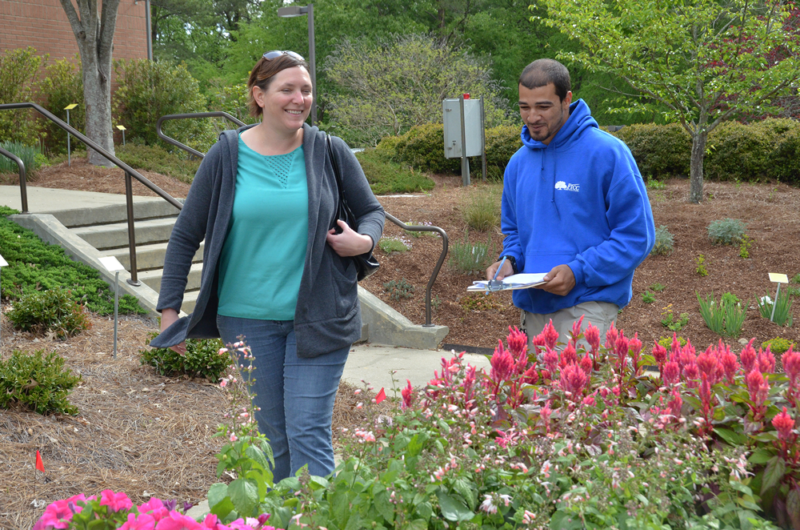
[99,241,204,271]
[48,197,183,228]
[71,217,178,250]
[139,262,203,292]
[183,290,199,314]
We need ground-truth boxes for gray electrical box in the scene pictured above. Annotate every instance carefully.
[443,98,482,158]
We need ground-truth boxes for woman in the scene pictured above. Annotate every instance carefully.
[150,51,384,481]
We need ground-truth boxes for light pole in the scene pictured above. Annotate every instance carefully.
[277,4,316,126]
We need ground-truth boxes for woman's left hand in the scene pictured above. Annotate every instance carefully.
[327,220,374,257]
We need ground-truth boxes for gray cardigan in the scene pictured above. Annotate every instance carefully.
[149,123,385,357]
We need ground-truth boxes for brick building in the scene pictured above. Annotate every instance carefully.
[0,0,148,66]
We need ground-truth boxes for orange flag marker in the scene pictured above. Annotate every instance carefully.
[375,387,386,404]
[35,450,45,473]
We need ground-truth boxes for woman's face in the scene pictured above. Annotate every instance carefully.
[254,66,313,132]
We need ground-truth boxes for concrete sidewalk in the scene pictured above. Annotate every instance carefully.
[0,185,161,214]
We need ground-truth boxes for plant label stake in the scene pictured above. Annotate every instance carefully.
[116,124,126,145]
[0,253,6,343]
[768,273,789,323]
[99,256,126,358]
[64,104,78,166]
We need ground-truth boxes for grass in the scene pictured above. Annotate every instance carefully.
[449,230,495,273]
[0,140,45,180]
[116,143,202,183]
[355,149,434,195]
[461,184,502,231]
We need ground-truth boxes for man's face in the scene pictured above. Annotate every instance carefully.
[518,83,572,145]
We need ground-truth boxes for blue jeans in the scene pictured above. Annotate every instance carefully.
[216,315,349,482]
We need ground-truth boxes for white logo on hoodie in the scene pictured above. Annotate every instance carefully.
[555,181,580,192]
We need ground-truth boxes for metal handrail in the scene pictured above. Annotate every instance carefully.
[0,102,184,286]
[0,146,29,213]
[156,112,449,327]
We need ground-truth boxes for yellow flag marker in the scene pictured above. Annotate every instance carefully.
[64,103,78,110]
[116,125,126,131]
[769,273,789,284]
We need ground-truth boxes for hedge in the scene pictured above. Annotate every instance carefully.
[379,118,800,184]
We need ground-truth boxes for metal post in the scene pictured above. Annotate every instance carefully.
[66,109,71,167]
[459,95,470,186]
[480,95,487,182]
[122,130,126,146]
[113,271,119,358]
[771,283,781,322]
[307,4,317,126]
[145,0,153,61]
[124,171,141,286]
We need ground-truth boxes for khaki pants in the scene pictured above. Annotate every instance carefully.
[520,301,619,352]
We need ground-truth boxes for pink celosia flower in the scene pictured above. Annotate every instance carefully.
[569,315,585,345]
[34,494,90,530]
[540,368,551,381]
[772,407,795,441]
[783,347,800,387]
[668,389,682,420]
[582,393,596,406]
[543,347,559,374]
[740,339,757,373]
[490,341,514,383]
[605,321,618,350]
[542,320,559,350]
[540,400,553,432]
[560,342,577,368]
[506,325,528,359]
[155,510,202,530]
[720,349,739,385]
[522,365,539,385]
[531,333,546,355]
[584,323,600,353]
[757,347,776,374]
[670,333,681,357]
[495,428,521,448]
[120,513,157,530]
[100,490,133,513]
[629,332,643,373]
[401,379,414,410]
[560,364,588,399]
[614,331,628,363]
[579,354,592,376]
[652,342,667,366]
[697,346,718,377]
[683,363,700,388]
[663,361,680,386]
[746,369,765,397]
[138,498,169,522]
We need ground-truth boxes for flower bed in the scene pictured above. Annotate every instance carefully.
[36,322,799,528]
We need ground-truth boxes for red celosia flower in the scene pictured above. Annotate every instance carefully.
[605,322,618,349]
[740,339,757,373]
[401,379,414,410]
[569,315,585,345]
[629,332,643,374]
[683,363,700,388]
[772,407,795,441]
[699,373,714,418]
[663,361,680,385]
[746,369,764,396]
[540,400,553,432]
[522,365,539,385]
[490,341,514,383]
[560,342,578,368]
[757,347,776,374]
[697,346,718,377]
[652,342,667,366]
[580,353,592,376]
[542,320,560,350]
[783,347,800,388]
[532,333,546,355]
[540,369,551,381]
[679,340,696,368]
[668,389,683,420]
[560,364,588,399]
[543,347,559,374]
[746,369,770,414]
[584,323,600,353]
[721,350,739,385]
[670,333,682,357]
[507,326,528,360]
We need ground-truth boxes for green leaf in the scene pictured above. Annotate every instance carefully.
[761,456,786,494]
[245,445,270,472]
[748,448,776,465]
[416,501,433,520]
[436,491,474,522]
[714,427,745,446]
[373,489,395,523]
[343,512,363,530]
[208,483,235,518]
[405,520,428,530]
[452,479,477,510]
[437,418,451,434]
[228,477,259,516]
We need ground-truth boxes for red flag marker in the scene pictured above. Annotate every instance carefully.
[36,450,45,473]
[375,387,386,404]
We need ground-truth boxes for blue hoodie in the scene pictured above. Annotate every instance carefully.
[501,99,655,314]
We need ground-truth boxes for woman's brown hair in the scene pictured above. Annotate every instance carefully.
[246,53,310,118]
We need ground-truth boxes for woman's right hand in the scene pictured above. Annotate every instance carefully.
[160,308,186,355]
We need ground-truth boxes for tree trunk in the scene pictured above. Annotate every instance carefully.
[60,0,121,167]
[689,130,707,204]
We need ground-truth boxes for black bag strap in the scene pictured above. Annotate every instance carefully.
[326,134,345,200]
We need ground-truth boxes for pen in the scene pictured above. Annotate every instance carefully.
[487,256,507,295]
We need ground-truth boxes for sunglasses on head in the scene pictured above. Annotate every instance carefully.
[263,50,305,61]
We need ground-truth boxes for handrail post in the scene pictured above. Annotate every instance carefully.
[0,147,29,213]
[124,171,141,286]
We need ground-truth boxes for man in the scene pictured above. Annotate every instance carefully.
[486,58,655,348]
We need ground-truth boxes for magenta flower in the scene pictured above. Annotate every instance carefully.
[531,333,546,355]
[401,379,414,410]
[772,407,795,441]
[543,347,559,374]
[663,361,680,386]
[34,494,89,530]
[667,389,682,420]
[522,365,539,385]
[569,315,585,345]
[155,511,202,530]
[506,325,528,359]
[560,363,588,400]
[683,362,700,388]
[605,321,618,350]
[579,353,592,376]
[120,513,157,530]
[783,347,800,389]
[100,490,133,513]
[721,349,739,385]
[584,323,600,353]
[560,341,577,368]
[490,341,514,383]
[670,333,682,357]
[542,320,559,350]
[740,339,757,373]
[629,332,643,374]
[138,498,169,522]
[757,347,776,374]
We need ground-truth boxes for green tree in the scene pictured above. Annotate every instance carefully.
[0,47,45,145]
[537,0,800,203]
[40,58,85,154]
[324,34,511,146]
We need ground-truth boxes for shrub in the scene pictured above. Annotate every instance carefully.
[612,122,692,178]
[7,288,92,338]
[355,148,435,194]
[771,125,800,182]
[651,225,674,255]
[0,349,81,414]
[205,81,258,128]
[378,235,411,254]
[383,278,415,300]
[391,123,460,174]
[113,59,215,153]
[449,230,494,274]
[0,207,145,315]
[483,124,523,180]
[0,47,44,145]
[762,337,796,355]
[708,218,746,245]
[461,185,501,231]
[40,57,84,155]
[0,141,44,180]
[705,120,783,182]
[141,333,230,383]
[116,143,201,184]
[657,334,687,349]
